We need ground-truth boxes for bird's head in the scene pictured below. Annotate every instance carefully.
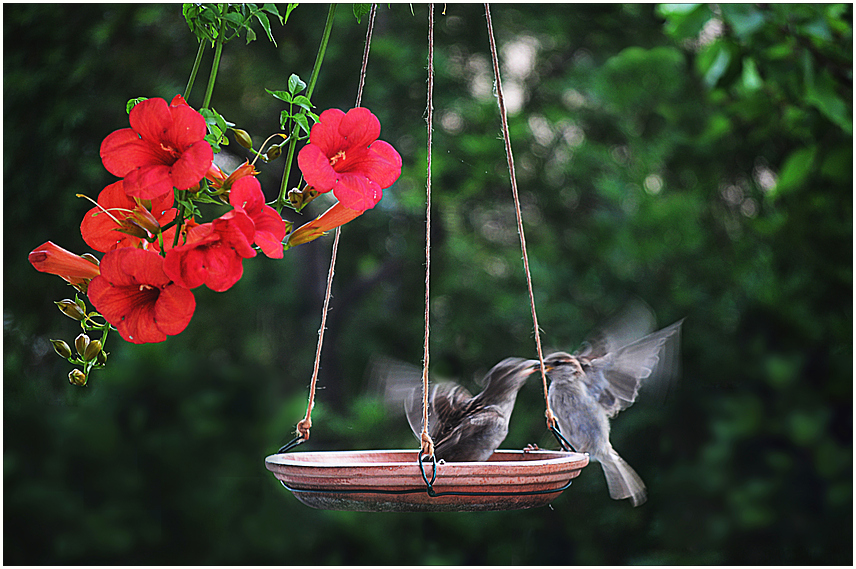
[542,352,584,380]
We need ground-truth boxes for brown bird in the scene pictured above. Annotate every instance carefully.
[545,315,683,506]
[405,357,539,462]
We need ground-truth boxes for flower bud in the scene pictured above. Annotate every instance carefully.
[74,333,90,357]
[232,128,253,149]
[83,339,102,362]
[127,205,162,236]
[96,349,108,366]
[55,299,86,321]
[264,145,282,162]
[68,369,87,386]
[51,339,73,359]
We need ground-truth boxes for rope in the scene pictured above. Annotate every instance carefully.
[292,4,378,445]
[484,3,556,431]
[419,3,436,460]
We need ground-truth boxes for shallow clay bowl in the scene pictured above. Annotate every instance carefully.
[265,449,589,512]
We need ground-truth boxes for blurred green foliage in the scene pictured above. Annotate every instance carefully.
[4,3,851,564]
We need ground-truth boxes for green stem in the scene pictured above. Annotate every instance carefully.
[184,40,206,101]
[276,3,338,213]
[202,14,227,109]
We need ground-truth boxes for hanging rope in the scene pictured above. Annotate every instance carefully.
[292,4,379,445]
[484,3,557,431]
[419,3,436,460]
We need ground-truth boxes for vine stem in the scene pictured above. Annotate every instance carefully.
[183,40,206,101]
[201,10,227,109]
[276,3,338,213]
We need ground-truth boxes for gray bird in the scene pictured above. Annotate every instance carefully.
[405,357,539,462]
[545,317,683,506]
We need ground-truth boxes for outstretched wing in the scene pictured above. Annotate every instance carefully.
[584,320,683,416]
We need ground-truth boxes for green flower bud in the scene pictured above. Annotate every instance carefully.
[55,299,86,321]
[83,339,102,362]
[232,128,253,149]
[68,369,87,387]
[74,333,90,357]
[264,145,282,162]
[51,339,73,359]
[96,349,108,366]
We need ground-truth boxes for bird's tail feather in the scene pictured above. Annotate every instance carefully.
[600,451,647,507]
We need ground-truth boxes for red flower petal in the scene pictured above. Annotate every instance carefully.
[123,163,175,200]
[363,140,403,188]
[250,207,286,258]
[228,177,286,258]
[153,283,196,336]
[166,103,209,148]
[297,144,338,193]
[338,107,381,149]
[129,98,173,145]
[100,129,164,178]
[334,173,383,211]
[170,139,214,190]
[309,108,346,155]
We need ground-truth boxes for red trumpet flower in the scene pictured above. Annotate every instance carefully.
[87,248,196,344]
[297,107,402,212]
[100,95,213,200]
[28,241,101,288]
[286,201,363,248]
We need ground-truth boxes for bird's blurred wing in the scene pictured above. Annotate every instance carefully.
[405,381,474,442]
[576,300,656,360]
[587,319,683,412]
[433,406,505,462]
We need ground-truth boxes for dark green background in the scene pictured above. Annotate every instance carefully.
[4,3,852,564]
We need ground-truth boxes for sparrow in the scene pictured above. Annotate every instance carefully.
[545,315,683,506]
[404,357,539,462]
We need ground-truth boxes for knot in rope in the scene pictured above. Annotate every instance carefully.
[420,431,435,459]
[296,417,312,441]
[545,408,557,431]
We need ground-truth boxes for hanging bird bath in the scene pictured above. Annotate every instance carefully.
[265,449,589,512]
[267,5,589,513]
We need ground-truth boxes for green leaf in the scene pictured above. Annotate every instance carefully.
[266,88,293,103]
[806,68,852,135]
[773,145,818,196]
[293,113,310,136]
[288,73,307,95]
[284,3,299,24]
[262,3,284,24]
[656,4,712,41]
[353,3,372,23]
[720,4,766,39]
[245,26,257,45]
[279,110,291,130]
[698,41,732,88]
[253,10,276,46]
[740,57,763,92]
[292,95,314,112]
[125,97,148,114]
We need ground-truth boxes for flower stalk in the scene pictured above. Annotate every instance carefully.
[277,3,338,213]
